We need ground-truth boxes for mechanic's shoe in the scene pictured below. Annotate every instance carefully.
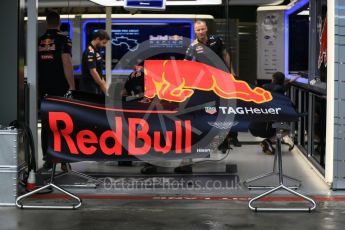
[42,161,53,171]
[230,137,242,147]
[218,140,230,153]
[174,165,192,174]
[141,164,157,174]
[61,163,71,172]
[260,139,269,154]
[266,139,276,154]
[260,139,274,155]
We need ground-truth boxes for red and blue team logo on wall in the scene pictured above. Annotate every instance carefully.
[318,16,327,69]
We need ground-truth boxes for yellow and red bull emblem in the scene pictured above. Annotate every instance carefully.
[318,17,327,69]
[144,60,272,104]
[40,38,54,45]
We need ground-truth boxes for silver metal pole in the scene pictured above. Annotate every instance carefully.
[105,7,112,87]
[277,133,284,184]
[27,0,38,169]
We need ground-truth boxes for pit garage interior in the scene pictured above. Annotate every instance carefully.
[1,0,345,229]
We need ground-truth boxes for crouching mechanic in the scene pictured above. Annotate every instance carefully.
[121,65,145,97]
[249,71,300,154]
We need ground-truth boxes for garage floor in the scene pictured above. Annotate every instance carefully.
[2,133,345,230]
[35,133,331,196]
[2,199,345,230]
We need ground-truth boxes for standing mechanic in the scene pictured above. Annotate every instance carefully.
[81,30,110,95]
[38,11,75,170]
[184,20,241,151]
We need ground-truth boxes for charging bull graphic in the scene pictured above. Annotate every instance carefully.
[318,17,327,69]
[144,60,273,103]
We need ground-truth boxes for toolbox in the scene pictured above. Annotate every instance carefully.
[0,128,26,206]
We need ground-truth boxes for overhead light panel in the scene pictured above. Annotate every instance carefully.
[297,10,309,16]
[89,0,221,6]
[89,0,118,6]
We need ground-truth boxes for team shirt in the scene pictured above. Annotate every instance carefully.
[81,43,104,82]
[185,35,228,71]
[38,29,72,96]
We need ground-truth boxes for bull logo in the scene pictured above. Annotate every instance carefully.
[318,17,327,69]
[40,38,54,46]
[144,60,272,104]
[39,38,56,52]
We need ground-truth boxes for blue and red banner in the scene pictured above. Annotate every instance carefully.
[41,60,299,161]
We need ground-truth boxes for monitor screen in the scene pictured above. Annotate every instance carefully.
[82,20,193,73]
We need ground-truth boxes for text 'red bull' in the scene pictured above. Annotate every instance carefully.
[49,112,192,156]
[144,60,272,103]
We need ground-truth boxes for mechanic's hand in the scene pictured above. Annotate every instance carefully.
[101,82,109,96]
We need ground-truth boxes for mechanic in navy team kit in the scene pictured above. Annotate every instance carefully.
[38,11,75,171]
[142,20,241,174]
[81,30,110,95]
[185,20,241,151]
[38,12,75,98]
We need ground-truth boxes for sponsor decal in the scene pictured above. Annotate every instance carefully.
[48,112,192,156]
[219,106,281,115]
[40,38,54,45]
[149,35,183,42]
[39,39,56,52]
[196,148,211,153]
[41,54,54,60]
[205,106,217,114]
[207,121,238,130]
[196,46,203,51]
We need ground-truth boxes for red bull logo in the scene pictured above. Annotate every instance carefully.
[40,38,54,46]
[39,39,56,52]
[144,60,272,103]
[49,112,192,156]
[318,17,327,69]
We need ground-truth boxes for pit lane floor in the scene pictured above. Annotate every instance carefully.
[2,133,345,229]
[1,199,345,230]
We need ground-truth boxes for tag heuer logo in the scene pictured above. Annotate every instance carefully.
[205,106,217,114]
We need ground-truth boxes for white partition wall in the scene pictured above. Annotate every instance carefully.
[257,7,287,80]
[327,0,345,189]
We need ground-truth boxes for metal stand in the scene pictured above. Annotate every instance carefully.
[243,148,301,190]
[248,123,316,212]
[16,164,82,209]
[53,167,103,188]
